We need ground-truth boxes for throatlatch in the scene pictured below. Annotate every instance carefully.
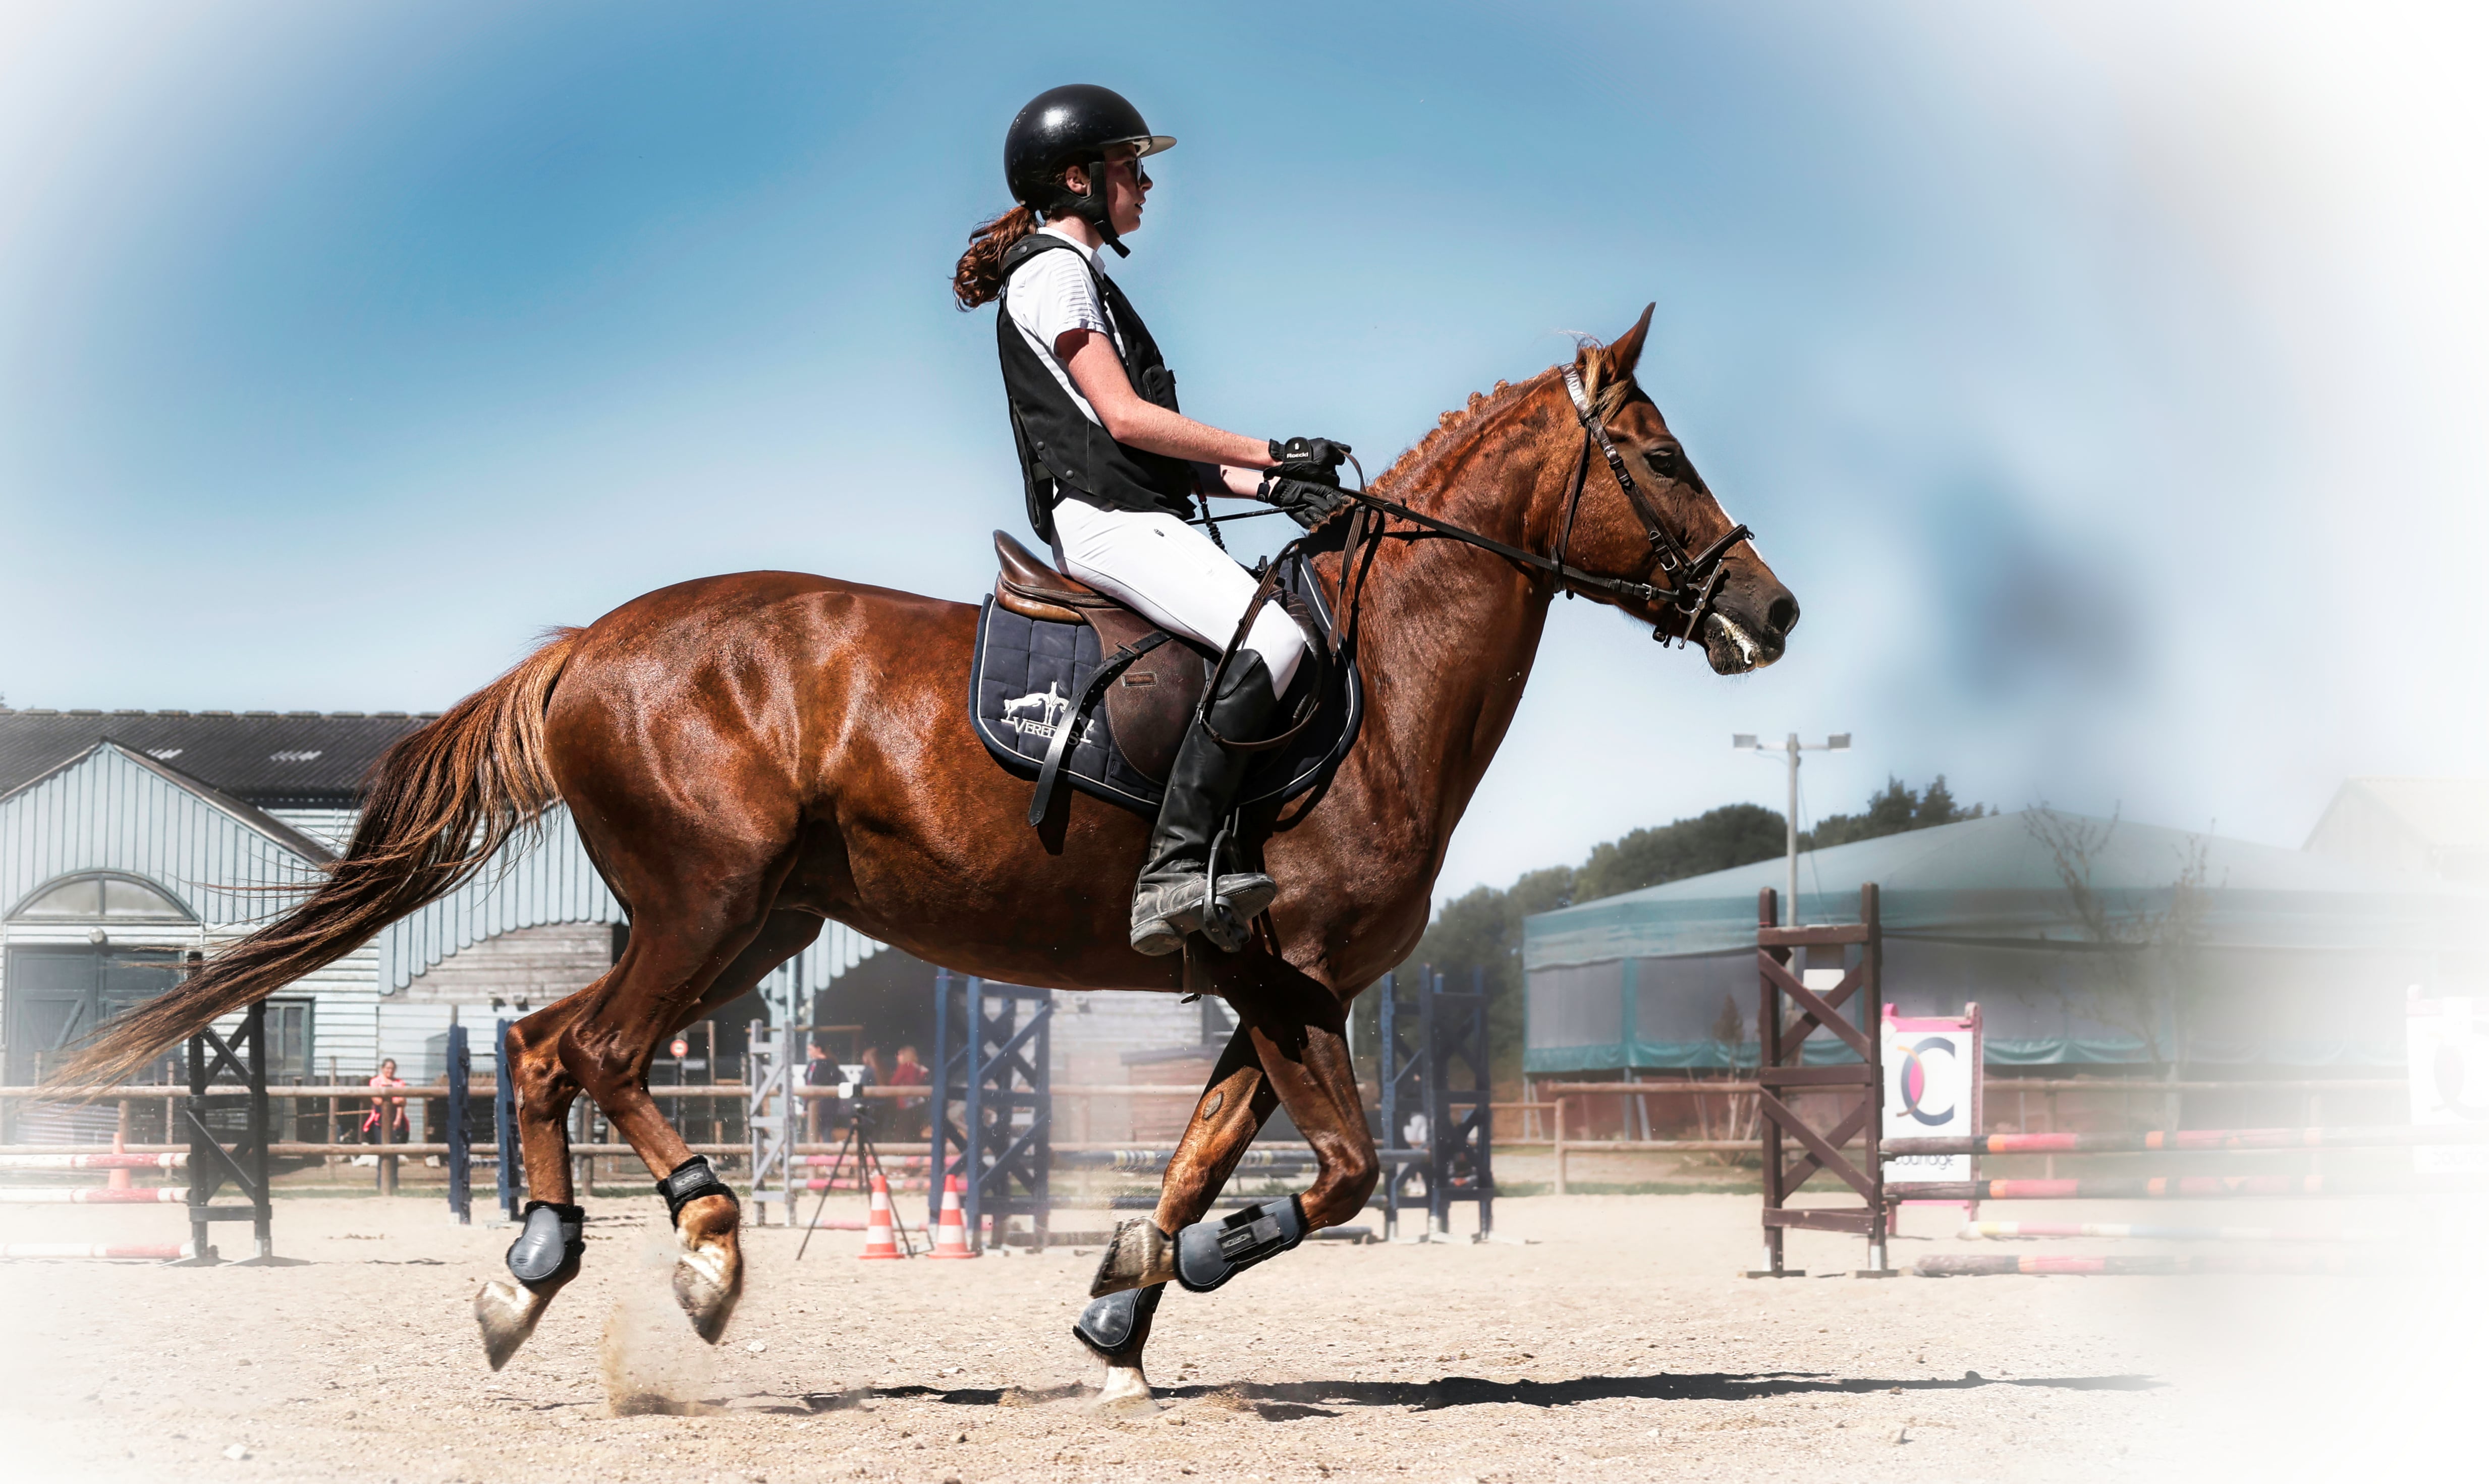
[1175,1196,1307,1293]
[504,1200,585,1290]
[656,1155,737,1227]
[1072,1283,1167,1365]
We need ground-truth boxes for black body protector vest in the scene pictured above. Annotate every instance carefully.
[995,233,1196,540]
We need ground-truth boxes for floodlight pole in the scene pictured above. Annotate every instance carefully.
[1734,731,1851,925]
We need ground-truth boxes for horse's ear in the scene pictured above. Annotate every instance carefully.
[1607,303,1655,379]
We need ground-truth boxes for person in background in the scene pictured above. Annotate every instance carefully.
[362,1058,409,1143]
[887,1045,927,1141]
[803,1042,838,1141]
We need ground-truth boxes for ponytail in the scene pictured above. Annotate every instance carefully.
[953,204,1040,310]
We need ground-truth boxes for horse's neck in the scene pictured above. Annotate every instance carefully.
[1334,401,1563,861]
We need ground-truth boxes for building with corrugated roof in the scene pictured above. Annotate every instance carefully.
[1522,809,2486,1075]
[0,706,886,1105]
[2303,778,2489,884]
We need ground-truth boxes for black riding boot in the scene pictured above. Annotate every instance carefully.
[1130,653,1280,956]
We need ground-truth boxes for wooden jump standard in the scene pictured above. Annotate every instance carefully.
[1750,883,1890,1279]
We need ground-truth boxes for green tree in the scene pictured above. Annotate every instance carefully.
[1572,804,1786,902]
[1387,777,1982,1096]
[1802,774,1985,851]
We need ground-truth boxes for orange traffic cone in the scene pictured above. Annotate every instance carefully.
[929,1174,978,1259]
[858,1172,905,1260]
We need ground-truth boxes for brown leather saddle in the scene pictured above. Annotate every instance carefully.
[972,530,1360,825]
[991,530,1205,781]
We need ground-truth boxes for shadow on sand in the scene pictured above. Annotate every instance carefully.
[773,1369,2161,1416]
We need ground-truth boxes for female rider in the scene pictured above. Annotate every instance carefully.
[953,84,1351,957]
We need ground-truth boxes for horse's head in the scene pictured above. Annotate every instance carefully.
[1566,305,1797,674]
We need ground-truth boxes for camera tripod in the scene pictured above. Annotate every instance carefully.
[794,1085,924,1260]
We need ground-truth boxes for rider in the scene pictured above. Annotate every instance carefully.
[954,84,1353,956]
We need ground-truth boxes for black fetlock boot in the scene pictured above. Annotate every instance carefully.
[1129,653,1281,956]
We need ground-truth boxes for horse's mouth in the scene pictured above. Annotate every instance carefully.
[1700,612,1777,674]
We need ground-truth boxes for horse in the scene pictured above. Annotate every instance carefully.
[65,305,1797,1397]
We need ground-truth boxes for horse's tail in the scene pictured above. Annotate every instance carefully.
[56,628,586,1090]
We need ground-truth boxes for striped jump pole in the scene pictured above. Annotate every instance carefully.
[1892,1173,2489,1202]
[1887,1124,2489,1157]
[785,1176,930,1192]
[0,1187,191,1205]
[0,1153,187,1171]
[1961,1221,2397,1243]
[1918,1252,2352,1277]
[0,1242,199,1261]
[1054,1148,1325,1172]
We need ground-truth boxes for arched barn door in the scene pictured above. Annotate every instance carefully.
[3,872,194,1087]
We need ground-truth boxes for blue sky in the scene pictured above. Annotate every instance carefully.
[3,2,2483,901]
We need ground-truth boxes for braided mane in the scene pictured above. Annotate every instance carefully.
[1371,338,1636,498]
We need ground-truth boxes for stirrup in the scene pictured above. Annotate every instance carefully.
[1132,873,1276,956]
[1175,1196,1307,1293]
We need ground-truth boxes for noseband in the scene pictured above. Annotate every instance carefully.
[1556,366,1752,647]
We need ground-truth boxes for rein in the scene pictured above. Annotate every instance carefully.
[1192,368,1757,745]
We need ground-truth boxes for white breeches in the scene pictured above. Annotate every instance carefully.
[1049,500,1308,693]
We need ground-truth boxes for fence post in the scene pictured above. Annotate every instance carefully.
[1553,1097,1568,1197]
[930,966,953,1233]
[445,1020,471,1226]
[493,1018,522,1221]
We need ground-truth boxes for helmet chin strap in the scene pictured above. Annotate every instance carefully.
[1077,154,1131,257]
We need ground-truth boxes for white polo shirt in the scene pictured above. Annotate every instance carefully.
[1004,226,1127,427]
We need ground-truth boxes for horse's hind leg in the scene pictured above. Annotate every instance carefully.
[471,900,810,1369]
[474,996,596,1369]
[582,909,822,1343]
[1079,1025,1278,1406]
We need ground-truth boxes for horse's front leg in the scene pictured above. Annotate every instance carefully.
[473,1000,591,1370]
[1159,969,1377,1291]
[1079,1025,1278,1406]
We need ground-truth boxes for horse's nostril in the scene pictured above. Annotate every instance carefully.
[1768,596,1799,635]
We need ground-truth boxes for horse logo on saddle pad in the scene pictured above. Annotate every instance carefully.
[968,531,1361,820]
[1000,681,1091,747]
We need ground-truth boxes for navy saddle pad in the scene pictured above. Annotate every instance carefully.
[968,554,1362,818]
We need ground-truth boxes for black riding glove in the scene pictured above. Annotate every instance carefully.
[1267,436,1352,485]
[1258,476,1349,530]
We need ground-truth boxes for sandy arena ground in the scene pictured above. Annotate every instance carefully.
[1,1187,2481,1483]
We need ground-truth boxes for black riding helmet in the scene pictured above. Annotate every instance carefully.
[1004,84,1174,258]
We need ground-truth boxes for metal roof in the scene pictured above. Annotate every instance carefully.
[1524,809,2488,969]
[1,740,331,925]
[0,709,436,808]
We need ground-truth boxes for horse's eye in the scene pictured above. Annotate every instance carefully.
[1644,447,1681,476]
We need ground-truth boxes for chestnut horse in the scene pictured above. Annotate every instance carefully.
[68,307,1796,1391]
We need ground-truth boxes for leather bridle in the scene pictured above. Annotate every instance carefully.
[1553,365,1752,647]
[1194,367,1759,746]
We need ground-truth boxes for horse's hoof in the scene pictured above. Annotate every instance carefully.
[672,1240,741,1345]
[1095,1363,1157,1412]
[474,1280,548,1372]
[1088,1218,1175,1298]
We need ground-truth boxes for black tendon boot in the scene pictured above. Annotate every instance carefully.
[1130,653,1281,956]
